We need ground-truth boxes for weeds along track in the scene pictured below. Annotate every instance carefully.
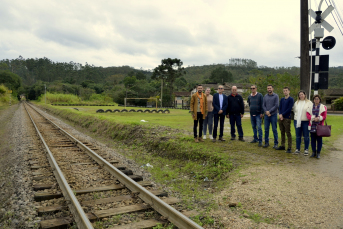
[23,102,202,229]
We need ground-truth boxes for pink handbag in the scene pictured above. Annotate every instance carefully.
[316,121,331,137]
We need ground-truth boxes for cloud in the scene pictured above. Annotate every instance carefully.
[0,0,342,69]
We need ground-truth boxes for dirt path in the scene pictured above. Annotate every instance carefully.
[212,136,343,229]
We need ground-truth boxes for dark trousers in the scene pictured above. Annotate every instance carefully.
[193,112,203,138]
[278,118,292,149]
[213,114,225,139]
[229,114,243,138]
[311,132,323,153]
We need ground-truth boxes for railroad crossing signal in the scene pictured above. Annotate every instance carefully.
[308,2,336,95]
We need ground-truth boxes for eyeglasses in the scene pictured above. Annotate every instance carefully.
[250,88,256,89]
[218,88,224,89]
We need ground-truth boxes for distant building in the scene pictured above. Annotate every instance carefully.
[324,89,343,109]
[174,91,191,106]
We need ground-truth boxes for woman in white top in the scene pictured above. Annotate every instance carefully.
[292,90,313,155]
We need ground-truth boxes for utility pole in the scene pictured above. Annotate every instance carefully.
[300,0,310,95]
[161,78,163,108]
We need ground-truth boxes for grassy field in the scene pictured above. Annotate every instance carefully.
[33,102,343,227]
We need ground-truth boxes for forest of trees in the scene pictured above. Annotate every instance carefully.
[1,56,342,106]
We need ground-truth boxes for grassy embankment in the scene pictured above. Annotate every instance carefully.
[37,92,116,105]
[33,101,343,226]
[0,84,18,109]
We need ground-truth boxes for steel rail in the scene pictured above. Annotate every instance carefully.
[24,102,94,229]
[27,102,203,229]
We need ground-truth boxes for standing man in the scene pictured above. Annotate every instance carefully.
[190,85,208,143]
[212,85,228,142]
[247,85,264,146]
[226,86,245,141]
[276,87,294,153]
[262,84,279,148]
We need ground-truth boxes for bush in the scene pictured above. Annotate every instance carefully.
[333,97,343,110]
[0,84,7,95]
[37,92,81,104]
[89,94,113,104]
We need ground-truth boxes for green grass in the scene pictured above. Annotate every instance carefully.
[32,102,343,227]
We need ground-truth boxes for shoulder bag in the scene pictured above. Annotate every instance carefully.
[316,120,331,137]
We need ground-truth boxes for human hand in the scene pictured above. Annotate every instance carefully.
[218,110,223,114]
[241,114,243,118]
[266,111,270,116]
[260,114,263,118]
[279,114,283,120]
[226,115,229,118]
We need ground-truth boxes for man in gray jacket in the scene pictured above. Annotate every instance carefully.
[262,85,279,148]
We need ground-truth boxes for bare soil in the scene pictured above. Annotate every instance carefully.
[212,138,343,228]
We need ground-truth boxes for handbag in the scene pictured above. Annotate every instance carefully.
[316,120,331,137]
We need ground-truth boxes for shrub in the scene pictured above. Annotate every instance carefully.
[333,97,343,111]
[0,84,7,95]
[37,92,81,104]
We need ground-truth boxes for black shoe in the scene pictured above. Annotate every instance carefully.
[219,137,225,141]
[263,143,269,148]
[231,137,235,140]
[310,151,316,158]
[286,148,292,153]
[239,137,245,142]
[212,138,216,143]
[275,146,285,150]
[250,140,258,143]
[316,152,320,159]
[258,142,263,147]
[273,144,278,149]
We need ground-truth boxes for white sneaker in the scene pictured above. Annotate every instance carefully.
[203,135,207,140]
[304,149,309,156]
[293,149,300,155]
[209,135,213,140]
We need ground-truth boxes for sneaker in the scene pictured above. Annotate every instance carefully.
[304,149,309,156]
[250,140,258,143]
[219,137,226,141]
[209,135,213,140]
[258,142,263,147]
[203,135,207,140]
[293,149,300,155]
[286,148,292,153]
[194,138,199,143]
[263,143,269,148]
[273,144,278,149]
[275,146,285,150]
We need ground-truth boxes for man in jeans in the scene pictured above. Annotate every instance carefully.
[226,86,245,141]
[190,85,208,143]
[276,87,294,153]
[247,85,264,146]
[262,85,279,148]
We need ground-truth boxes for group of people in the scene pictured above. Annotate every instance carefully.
[190,84,327,159]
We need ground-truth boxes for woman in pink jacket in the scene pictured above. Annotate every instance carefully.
[306,95,327,159]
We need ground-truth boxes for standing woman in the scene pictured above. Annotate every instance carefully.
[292,90,313,155]
[306,95,327,159]
[203,88,214,139]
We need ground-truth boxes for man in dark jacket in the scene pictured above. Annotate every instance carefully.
[212,85,228,142]
[226,86,245,141]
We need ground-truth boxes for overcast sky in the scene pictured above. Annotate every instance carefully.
[1,0,343,70]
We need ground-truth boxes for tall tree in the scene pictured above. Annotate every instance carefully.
[152,58,185,105]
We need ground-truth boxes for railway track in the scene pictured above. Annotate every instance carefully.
[23,102,202,229]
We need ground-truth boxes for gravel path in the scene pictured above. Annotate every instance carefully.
[212,138,343,228]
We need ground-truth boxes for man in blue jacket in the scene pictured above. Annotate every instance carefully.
[212,85,228,142]
[276,87,294,153]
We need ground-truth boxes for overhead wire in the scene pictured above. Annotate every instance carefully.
[325,0,343,35]
[330,0,343,28]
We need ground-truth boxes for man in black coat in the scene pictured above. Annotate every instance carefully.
[226,86,245,141]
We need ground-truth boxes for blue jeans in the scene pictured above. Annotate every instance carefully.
[294,120,310,150]
[251,115,262,143]
[264,114,278,145]
[229,114,243,138]
[311,132,323,153]
[203,112,213,135]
